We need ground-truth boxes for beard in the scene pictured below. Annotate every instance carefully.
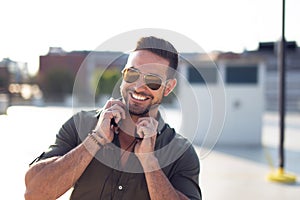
[129,104,151,116]
[128,101,160,116]
[121,88,164,117]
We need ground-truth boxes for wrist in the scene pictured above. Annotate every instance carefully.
[92,129,111,146]
[139,154,160,172]
[88,133,103,148]
[83,133,102,155]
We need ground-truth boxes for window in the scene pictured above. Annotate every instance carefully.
[226,66,258,84]
[188,66,217,84]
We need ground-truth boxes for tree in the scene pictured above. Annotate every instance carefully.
[93,68,121,98]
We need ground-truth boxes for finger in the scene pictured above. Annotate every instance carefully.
[111,110,122,126]
[100,111,120,129]
[104,98,126,110]
[136,119,149,127]
[136,125,157,139]
[102,111,117,120]
[136,117,150,124]
[109,104,126,120]
[137,117,158,129]
[136,125,145,139]
[137,117,157,124]
[103,108,123,121]
[110,110,122,124]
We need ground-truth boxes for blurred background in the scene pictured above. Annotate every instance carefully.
[1,0,300,110]
[0,0,299,199]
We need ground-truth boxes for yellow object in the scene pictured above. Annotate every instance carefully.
[267,168,297,184]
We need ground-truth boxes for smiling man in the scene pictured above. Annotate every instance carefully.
[25,36,201,200]
[121,49,176,117]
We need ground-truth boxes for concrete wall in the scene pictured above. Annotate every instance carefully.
[177,60,265,147]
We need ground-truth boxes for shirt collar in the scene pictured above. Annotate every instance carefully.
[95,109,166,135]
[156,111,166,135]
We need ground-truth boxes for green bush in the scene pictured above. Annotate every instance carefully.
[93,68,121,97]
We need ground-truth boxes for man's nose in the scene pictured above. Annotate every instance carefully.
[134,77,147,90]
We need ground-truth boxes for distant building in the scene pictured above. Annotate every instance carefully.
[38,48,128,102]
[38,41,300,110]
[180,41,300,112]
[178,41,300,146]
[39,47,88,77]
[245,41,300,112]
[39,47,128,76]
[179,51,266,146]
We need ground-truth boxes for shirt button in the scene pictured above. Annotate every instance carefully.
[118,185,123,191]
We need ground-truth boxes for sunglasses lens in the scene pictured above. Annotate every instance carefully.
[145,75,162,90]
[123,68,163,90]
[123,68,139,83]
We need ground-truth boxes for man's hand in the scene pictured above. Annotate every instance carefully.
[94,98,126,145]
[134,117,158,162]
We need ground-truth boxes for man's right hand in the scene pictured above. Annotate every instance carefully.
[93,98,126,145]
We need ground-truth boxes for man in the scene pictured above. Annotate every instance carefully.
[25,36,201,200]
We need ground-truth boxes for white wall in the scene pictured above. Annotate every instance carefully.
[177,61,265,147]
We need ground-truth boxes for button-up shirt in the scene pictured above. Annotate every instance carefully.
[37,110,201,200]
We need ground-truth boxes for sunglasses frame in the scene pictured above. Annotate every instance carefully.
[122,67,167,90]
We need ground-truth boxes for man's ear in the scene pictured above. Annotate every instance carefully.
[163,79,177,96]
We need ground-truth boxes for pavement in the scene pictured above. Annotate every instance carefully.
[0,106,299,199]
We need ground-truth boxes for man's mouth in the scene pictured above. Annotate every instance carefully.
[130,92,150,101]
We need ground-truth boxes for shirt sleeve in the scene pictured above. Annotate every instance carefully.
[35,110,99,162]
[37,114,80,161]
[169,145,202,200]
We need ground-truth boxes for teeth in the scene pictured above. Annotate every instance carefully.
[132,93,147,101]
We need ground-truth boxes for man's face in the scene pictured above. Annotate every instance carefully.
[120,50,176,116]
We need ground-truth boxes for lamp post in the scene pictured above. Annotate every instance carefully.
[267,0,296,184]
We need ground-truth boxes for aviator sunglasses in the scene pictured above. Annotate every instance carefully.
[122,67,166,90]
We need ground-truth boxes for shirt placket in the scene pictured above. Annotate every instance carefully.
[111,171,129,200]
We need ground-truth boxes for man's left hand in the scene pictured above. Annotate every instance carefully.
[134,117,158,160]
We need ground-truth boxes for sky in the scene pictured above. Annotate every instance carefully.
[0,0,299,75]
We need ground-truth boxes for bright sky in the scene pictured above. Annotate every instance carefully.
[0,0,299,75]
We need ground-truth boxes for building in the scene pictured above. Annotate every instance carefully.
[178,52,265,146]
[38,47,128,103]
[178,41,300,146]
[245,41,300,112]
[38,41,300,110]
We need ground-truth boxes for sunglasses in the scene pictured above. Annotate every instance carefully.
[122,67,165,90]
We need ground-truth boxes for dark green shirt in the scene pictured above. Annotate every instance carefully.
[37,110,201,200]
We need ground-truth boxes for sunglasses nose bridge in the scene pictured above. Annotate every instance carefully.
[134,74,148,89]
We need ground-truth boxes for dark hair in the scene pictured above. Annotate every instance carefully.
[134,36,178,78]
